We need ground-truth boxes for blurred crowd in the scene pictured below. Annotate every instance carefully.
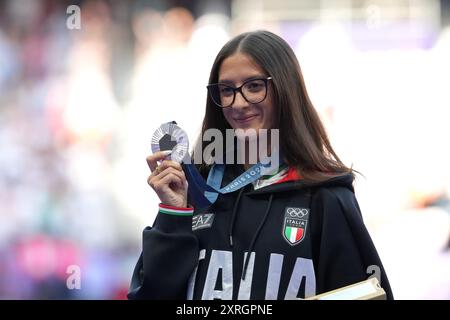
[0,0,449,299]
[0,0,198,299]
[0,0,136,299]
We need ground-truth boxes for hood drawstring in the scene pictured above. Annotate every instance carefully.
[228,187,245,248]
[242,193,274,281]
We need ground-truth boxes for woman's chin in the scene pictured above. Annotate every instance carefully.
[233,120,263,130]
[234,125,266,141]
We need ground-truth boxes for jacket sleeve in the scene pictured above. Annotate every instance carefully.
[127,204,199,299]
[310,187,394,299]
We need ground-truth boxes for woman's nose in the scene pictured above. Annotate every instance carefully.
[231,91,249,109]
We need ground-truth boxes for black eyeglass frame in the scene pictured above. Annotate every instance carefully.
[206,76,273,108]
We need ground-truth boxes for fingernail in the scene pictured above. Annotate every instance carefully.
[161,150,172,155]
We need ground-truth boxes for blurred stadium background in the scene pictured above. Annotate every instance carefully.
[0,0,449,299]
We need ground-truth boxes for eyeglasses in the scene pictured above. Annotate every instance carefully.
[207,77,272,108]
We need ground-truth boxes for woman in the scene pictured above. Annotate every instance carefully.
[128,30,393,300]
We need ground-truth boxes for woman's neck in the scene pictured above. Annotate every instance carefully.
[241,137,272,170]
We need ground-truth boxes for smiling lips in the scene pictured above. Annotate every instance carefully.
[234,114,259,123]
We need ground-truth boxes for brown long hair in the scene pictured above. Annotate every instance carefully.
[196,30,354,182]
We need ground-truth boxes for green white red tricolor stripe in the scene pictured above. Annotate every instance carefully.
[253,166,302,190]
[159,203,194,216]
[285,226,304,243]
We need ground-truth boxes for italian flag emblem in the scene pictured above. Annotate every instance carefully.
[285,226,304,244]
[283,207,309,246]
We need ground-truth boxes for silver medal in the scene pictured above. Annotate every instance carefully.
[151,121,189,163]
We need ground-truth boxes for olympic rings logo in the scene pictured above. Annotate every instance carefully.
[286,207,309,218]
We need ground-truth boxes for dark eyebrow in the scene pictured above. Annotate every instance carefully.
[217,75,267,85]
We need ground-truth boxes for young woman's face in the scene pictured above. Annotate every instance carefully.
[219,53,276,132]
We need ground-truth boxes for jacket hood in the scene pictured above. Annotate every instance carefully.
[222,164,355,195]
[251,172,355,195]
